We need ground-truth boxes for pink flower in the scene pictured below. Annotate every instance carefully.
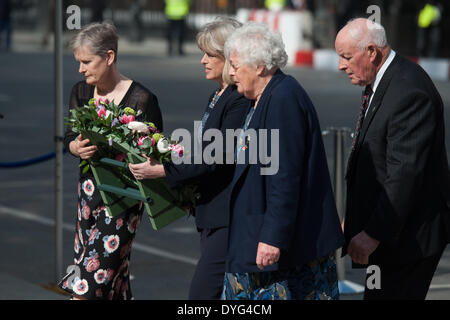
[97,107,107,118]
[119,114,135,124]
[96,98,109,108]
[77,222,83,245]
[116,218,123,230]
[82,203,90,220]
[85,256,100,272]
[114,153,126,162]
[92,205,105,219]
[151,138,156,146]
[137,136,149,147]
[88,228,99,243]
[170,144,184,157]
[74,233,80,254]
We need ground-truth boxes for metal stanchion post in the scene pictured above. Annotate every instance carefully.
[54,0,64,283]
[323,127,364,294]
[334,128,345,282]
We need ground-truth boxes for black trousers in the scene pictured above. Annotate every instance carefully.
[363,249,444,300]
[189,227,228,300]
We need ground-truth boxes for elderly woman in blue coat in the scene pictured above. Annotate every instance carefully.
[222,22,345,300]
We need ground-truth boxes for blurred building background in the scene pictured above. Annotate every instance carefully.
[6,0,450,57]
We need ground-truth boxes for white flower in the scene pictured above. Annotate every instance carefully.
[157,138,170,153]
[82,179,95,197]
[94,269,107,284]
[103,235,120,254]
[73,278,89,295]
[127,121,149,134]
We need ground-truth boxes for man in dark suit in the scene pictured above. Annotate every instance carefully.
[335,18,450,299]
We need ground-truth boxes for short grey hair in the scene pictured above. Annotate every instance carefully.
[196,17,242,85]
[346,18,388,50]
[70,22,119,62]
[224,22,288,71]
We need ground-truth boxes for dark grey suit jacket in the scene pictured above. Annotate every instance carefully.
[344,54,450,266]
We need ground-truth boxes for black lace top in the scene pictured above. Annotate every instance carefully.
[64,80,163,177]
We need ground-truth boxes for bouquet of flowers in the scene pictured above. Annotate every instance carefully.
[65,98,198,230]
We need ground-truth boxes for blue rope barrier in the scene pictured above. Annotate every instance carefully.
[0,147,67,168]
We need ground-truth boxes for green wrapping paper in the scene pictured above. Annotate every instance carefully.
[81,129,188,230]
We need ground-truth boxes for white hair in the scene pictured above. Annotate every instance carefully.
[224,22,288,71]
[347,19,388,50]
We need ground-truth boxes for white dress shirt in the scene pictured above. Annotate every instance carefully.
[366,49,396,116]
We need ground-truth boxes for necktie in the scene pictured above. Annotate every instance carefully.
[351,85,373,151]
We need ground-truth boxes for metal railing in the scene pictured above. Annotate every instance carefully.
[322,127,365,294]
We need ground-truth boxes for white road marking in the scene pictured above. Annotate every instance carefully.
[170,226,197,234]
[0,204,197,266]
[3,204,448,289]
[430,284,450,290]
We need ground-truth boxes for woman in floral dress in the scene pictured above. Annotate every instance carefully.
[58,22,163,300]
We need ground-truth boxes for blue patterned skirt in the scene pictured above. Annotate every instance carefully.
[222,254,339,300]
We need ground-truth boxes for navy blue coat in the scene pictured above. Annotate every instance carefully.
[164,85,250,228]
[226,70,344,273]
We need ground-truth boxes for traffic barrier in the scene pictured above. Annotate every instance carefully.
[236,9,313,66]
[295,49,450,82]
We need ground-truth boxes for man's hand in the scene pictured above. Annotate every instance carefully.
[256,242,280,270]
[347,231,380,265]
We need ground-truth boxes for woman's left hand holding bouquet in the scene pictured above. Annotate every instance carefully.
[128,155,166,180]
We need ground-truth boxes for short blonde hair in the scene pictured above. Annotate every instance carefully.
[196,17,242,85]
[70,22,119,62]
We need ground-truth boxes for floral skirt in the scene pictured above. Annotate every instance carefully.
[58,176,143,300]
[221,254,339,300]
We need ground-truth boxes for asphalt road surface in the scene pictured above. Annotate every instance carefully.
[0,51,449,300]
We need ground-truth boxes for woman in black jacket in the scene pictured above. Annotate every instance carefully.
[129,17,250,299]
